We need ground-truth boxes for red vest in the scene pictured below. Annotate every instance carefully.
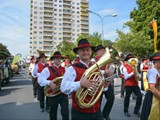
[71,62,100,113]
[38,62,48,73]
[124,63,138,86]
[142,63,149,70]
[47,65,65,80]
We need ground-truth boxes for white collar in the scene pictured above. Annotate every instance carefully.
[80,60,91,68]
[53,64,61,68]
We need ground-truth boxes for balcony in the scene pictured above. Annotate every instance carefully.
[44,43,53,47]
[44,0,53,4]
[63,10,72,15]
[44,38,53,41]
[44,33,53,37]
[63,20,71,23]
[44,4,53,8]
[44,28,53,32]
[44,13,53,17]
[81,21,89,25]
[81,26,89,29]
[63,15,71,19]
[81,13,89,17]
[44,18,53,22]
[63,24,71,28]
[44,23,53,27]
[63,29,72,33]
[44,9,53,13]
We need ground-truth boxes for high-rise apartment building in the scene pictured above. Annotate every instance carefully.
[30,0,89,57]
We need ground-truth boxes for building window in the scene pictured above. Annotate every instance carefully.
[39,31,42,34]
[39,17,43,19]
[40,7,43,10]
[59,5,62,7]
[34,41,37,44]
[34,16,37,19]
[39,27,42,29]
[33,46,37,49]
[34,26,37,29]
[34,11,37,14]
[39,47,42,49]
[59,38,62,40]
[54,0,57,2]
[39,22,42,24]
[34,6,37,9]
[39,41,42,44]
[54,23,57,25]
[59,9,62,12]
[33,52,36,54]
[54,28,57,30]
[39,37,42,39]
[34,2,38,5]
[34,21,37,24]
[54,9,57,11]
[33,31,37,34]
[33,36,36,39]
[54,33,56,35]
[54,37,57,40]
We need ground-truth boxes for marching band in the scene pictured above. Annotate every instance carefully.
[28,38,159,120]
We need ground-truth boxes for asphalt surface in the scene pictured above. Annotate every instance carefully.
[0,68,141,120]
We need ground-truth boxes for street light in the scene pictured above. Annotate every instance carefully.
[86,8,118,46]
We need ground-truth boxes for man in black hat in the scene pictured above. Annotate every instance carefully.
[38,51,69,120]
[141,52,160,120]
[94,45,115,120]
[123,54,142,118]
[33,53,49,112]
[61,39,112,120]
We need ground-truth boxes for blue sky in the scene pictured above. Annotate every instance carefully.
[0,0,136,57]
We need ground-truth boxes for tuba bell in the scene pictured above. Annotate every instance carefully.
[75,46,119,108]
[44,76,63,97]
[128,58,140,83]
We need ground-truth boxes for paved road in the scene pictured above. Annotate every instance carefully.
[0,68,141,120]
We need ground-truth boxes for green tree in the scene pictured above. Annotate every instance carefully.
[126,0,160,48]
[114,0,160,56]
[0,43,11,60]
[56,40,76,60]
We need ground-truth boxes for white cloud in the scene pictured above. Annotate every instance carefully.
[98,9,118,16]
[104,31,118,41]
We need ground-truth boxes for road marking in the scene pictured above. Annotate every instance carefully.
[20,73,32,81]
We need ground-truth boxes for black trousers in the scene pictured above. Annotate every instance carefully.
[48,94,69,120]
[121,78,125,97]
[71,107,103,120]
[124,86,142,113]
[31,76,37,96]
[100,84,115,118]
[37,83,49,109]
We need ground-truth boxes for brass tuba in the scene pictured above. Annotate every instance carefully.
[128,58,140,83]
[44,76,63,97]
[75,46,119,108]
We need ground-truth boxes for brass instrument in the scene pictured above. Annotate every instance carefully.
[75,46,119,108]
[128,58,140,83]
[44,76,63,97]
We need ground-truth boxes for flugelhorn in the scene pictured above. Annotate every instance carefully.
[75,46,119,108]
[44,76,63,97]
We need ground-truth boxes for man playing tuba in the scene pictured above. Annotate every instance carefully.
[123,54,142,118]
[61,39,113,120]
[38,51,69,120]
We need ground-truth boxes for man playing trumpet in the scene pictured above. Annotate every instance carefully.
[38,51,69,120]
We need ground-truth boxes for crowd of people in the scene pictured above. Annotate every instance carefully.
[28,38,160,120]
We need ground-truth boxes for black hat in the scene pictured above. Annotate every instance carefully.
[51,51,64,59]
[151,52,160,60]
[73,39,95,54]
[124,54,135,61]
[39,53,47,58]
[94,45,105,52]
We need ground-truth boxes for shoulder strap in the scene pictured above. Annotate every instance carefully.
[72,63,86,69]
[48,66,60,77]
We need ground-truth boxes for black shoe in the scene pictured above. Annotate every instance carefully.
[104,116,111,120]
[124,112,131,117]
[40,108,45,112]
[134,111,141,118]
[46,108,50,113]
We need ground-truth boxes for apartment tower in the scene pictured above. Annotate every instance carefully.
[30,0,89,56]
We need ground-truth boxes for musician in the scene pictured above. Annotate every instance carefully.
[94,45,115,120]
[29,56,37,98]
[38,51,69,120]
[61,39,112,120]
[32,53,49,112]
[123,54,142,118]
[61,55,71,68]
[141,52,160,120]
[140,57,149,90]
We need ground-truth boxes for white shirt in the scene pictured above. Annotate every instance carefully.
[38,64,61,87]
[61,60,107,95]
[32,62,46,78]
[123,65,134,80]
[147,67,159,84]
[29,63,35,73]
